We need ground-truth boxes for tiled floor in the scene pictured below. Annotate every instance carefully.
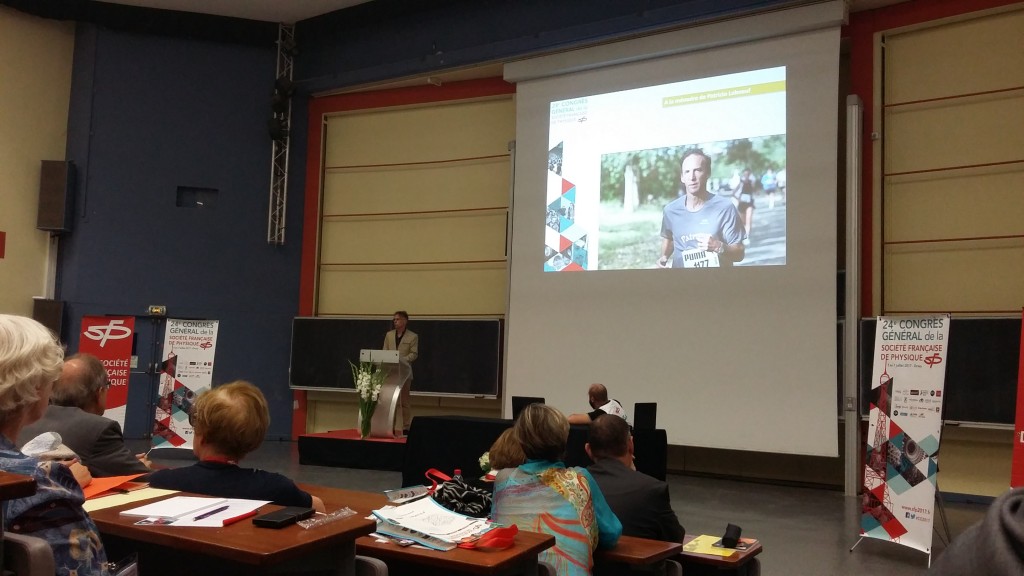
[145,440,987,576]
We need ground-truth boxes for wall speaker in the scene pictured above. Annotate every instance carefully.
[31,298,65,339]
[37,160,75,233]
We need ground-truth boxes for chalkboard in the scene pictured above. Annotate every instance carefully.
[288,317,503,397]
[860,317,1021,424]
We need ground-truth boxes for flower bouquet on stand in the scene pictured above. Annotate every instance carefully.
[350,360,389,438]
[479,451,496,482]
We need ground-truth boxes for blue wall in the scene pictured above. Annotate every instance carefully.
[60,25,303,439]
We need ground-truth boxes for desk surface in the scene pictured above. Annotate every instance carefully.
[303,484,556,575]
[593,534,682,565]
[0,472,36,500]
[90,489,376,567]
[680,535,763,567]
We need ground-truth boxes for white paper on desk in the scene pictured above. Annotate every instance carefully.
[120,496,269,527]
[373,497,491,542]
[168,498,269,527]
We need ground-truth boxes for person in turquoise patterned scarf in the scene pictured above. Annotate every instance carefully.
[0,314,109,576]
[492,403,621,575]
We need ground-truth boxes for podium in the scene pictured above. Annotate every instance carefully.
[358,349,412,438]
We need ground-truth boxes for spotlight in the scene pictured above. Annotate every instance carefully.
[274,77,294,96]
[268,117,288,141]
[271,91,289,114]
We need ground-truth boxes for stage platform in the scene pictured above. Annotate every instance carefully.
[299,417,667,485]
[298,429,406,472]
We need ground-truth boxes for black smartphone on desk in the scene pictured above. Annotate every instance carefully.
[252,506,315,529]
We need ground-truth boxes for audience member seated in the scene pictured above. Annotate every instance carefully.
[147,380,325,512]
[492,403,621,575]
[486,427,526,478]
[568,383,628,425]
[586,414,684,542]
[0,314,109,575]
[928,486,1024,576]
[19,352,151,477]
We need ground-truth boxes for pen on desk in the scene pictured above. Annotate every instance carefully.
[221,510,258,527]
[193,505,230,521]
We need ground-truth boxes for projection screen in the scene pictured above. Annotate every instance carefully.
[504,1,844,456]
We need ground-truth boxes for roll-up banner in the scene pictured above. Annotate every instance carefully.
[79,315,136,428]
[152,319,219,449]
[861,314,950,555]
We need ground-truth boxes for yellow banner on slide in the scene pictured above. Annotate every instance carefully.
[662,81,785,108]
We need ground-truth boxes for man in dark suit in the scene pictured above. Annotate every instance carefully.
[18,352,151,477]
[586,414,684,542]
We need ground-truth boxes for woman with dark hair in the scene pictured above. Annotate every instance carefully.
[492,403,621,575]
[0,314,109,576]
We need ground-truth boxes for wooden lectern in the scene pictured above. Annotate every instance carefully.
[358,349,411,438]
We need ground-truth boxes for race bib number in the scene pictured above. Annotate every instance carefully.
[680,248,720,268]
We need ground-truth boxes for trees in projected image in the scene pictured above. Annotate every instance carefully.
[597,135,786,269]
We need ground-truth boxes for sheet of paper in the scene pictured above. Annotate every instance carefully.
[120,496,229,519]
[160,498,269,527]
[683,534,739,557]
[373,498,491,542]
[84,488,180,512]
[83,473,147,499]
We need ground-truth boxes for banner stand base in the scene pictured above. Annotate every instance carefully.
[850,534,934,568]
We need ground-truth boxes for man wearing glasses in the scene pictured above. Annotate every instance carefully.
[18,353,151,476]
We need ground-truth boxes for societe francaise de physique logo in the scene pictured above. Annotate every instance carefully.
[83,319,133,347]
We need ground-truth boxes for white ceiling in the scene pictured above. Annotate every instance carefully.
[97,0,905,24]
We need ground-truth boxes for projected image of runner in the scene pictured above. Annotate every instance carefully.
[544,66,787,271]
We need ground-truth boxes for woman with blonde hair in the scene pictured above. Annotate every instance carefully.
[0,314,109,575]
[147,380,325,512]
[491,403,621,575]
[488,427,526,472]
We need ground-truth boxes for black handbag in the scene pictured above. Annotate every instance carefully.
[426,468,492,518]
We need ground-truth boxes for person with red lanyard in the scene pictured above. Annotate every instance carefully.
[146,380,325,512]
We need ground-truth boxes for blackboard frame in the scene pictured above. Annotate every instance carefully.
[859,317,1021,425]
[288,316,504,397]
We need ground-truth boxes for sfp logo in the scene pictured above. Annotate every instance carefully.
[83,320,133,347]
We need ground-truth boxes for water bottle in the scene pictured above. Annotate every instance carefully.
[453,468,463,482]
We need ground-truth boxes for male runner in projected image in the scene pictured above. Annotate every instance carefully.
[657,150,745,268]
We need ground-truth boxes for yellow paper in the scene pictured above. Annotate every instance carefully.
[683,534,737,557]
[83,488,179,512]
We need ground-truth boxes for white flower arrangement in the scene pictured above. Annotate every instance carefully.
[479,451,491,473]
[350,360,389,437]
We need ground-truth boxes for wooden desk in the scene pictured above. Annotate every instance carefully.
[679,535,762,574]
[302,484,555,576]
[0,472,37,572]
[593,534,682,565]
[0,472,36,501]
[90,489,376,575]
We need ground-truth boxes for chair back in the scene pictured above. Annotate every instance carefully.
[511,396,545,420]
[633,402,658,430]
[355,554,388,576]
[3,531,55,576]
